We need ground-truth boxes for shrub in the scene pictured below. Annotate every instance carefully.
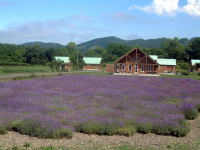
[136,123,153,134]
[7,120,22,132]
[181,103,198,120]
[8,118,73,139]
[98,123,118,135]
[196,104,200,112]
[53,128,73,139]
[0,126,7,134]
[181,71,190,76]
[152,125,171,135]
[75,121,101,134]
[23,142,31,149]
[152,120,189,137]
[75,121,119,136]
[117,126,136,137]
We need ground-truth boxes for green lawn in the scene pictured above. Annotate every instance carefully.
[161,74,200,80]
[0,66,51,74]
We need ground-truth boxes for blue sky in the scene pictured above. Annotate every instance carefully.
[0,0,200,44]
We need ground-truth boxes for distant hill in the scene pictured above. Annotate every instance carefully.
[77,36,190,52]
[22,37,193,52]
[22,42,65,49]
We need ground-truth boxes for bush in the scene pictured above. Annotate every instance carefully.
[181,103,198,120]
[0,126,7,134]
[117,126,136,137]
[53,128,73,139]
[152,125,189,137]
[181,71,190,76]
[136,123,153,134]
[75,121,101,134]
[196,104,200,112]
[75,121,119,136]
[8,118,73,139]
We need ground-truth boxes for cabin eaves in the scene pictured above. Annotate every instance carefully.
[83,57,102,65]
[55,56,70,63]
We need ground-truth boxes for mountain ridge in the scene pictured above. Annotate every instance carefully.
[21,36,192,52]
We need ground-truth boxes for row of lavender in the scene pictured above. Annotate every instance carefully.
[0,75,200,138]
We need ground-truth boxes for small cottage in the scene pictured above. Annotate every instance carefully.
[150,55,176,73]
[191,59,200,72]
[55,56,72,71]
[83,57,102,71]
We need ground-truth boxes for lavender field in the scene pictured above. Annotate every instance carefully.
[0,75,200,138]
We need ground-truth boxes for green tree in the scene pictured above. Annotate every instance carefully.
[186,38,200,60]
[103,43,131,62]
[163,38,187,61]
[85,46,105,57]
[70,50,85,70]
[66,42,76,51]
[49,59,65,72]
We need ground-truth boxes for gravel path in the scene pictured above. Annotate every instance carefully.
[0,116,199,150]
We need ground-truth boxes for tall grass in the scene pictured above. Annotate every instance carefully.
[0,66,51,74]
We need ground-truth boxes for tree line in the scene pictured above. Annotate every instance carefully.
[0,38,200,71]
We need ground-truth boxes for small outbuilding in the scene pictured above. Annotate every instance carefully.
[191,59,200,72]
[55,56,72,71]
[83,57,102,71]
[150,56,176,74]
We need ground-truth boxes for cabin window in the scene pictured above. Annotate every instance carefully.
[134,65,138,72]
[121,64,125,71]
[141,65,144,72]
[148,65,152,72]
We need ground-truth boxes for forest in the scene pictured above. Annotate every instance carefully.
[0,37,200,71]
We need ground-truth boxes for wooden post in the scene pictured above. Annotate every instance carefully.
[153,65,154,74]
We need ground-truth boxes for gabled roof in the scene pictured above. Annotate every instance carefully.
[55,56,70,63]
[150,55,158,61]
[157,59,176,66]
[115,48,159,65]
[191,59,200,66]
[150,55,176,66]
[83,57,102,65]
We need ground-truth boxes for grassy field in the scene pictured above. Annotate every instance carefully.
[161,74,200,80]
[0,66,52,74]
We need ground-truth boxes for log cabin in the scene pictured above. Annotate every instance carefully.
[114,48,176,74]
[55,56,72,71]
[83,57,102,71]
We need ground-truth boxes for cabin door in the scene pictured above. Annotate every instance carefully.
[134,65,138,74]
[128,64,132,73]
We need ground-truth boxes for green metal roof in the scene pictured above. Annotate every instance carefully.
[55,56,70,63]
[150,55,158,61]
[191,59,200,66]
[83,57,102,65]
[157,59,176,66]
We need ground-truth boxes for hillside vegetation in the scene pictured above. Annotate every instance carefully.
[0,37,200,72]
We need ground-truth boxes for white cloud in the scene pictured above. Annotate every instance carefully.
[129,0,179,16]
[129,0,200,17]
[0,16,100,44]
[182,0,200,16]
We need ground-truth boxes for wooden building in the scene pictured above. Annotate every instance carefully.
[55,56,72,71]
[113,48,176,74]
[191,59,200,72]
[150,55,176,73]
[83,57,102,71]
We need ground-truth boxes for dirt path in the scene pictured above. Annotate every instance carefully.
[0,116,199,150]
